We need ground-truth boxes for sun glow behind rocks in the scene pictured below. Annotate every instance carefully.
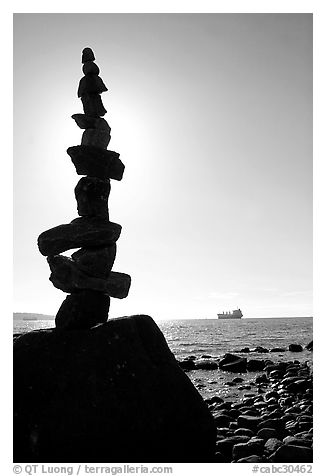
[14,14,312,319]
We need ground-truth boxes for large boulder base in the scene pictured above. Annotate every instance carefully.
[14,315,216,463]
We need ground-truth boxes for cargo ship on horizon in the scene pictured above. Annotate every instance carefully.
[217,308,243,319]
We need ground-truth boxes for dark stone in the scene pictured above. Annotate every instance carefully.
[210,396,224,404]
[38,217,121,256]
[78,75,108,97]
[239,347,250,353]
[289,344,303,352]
[71,114,111,131]
[264,438,283,454]
[82,47,95,63]
[215,436,250,459]
[257,418,285,432]
[178,359,196,371]
[232,377,244,383]
[265,390,279,400]
[195,360,218,370]
[286,379,309,393]
[237,455,262,463]
[234,428,255,437]
[283,436,312,447]
[214,451,228,462]
[14,315,216,462]
[55,290,110,329]
[105,272,132,299]
[247,359,266,371]
[219,353,247,373]
[256,374,269,384]
[237,415,262,431]
[67,145,124,181]
[306,341,313,351]
[257,428,278,440]
[47,255,131,298]
[72,245,116,278]
[75,177,110,218]
[81,93,107,117]
[213,414,232,427]
[252,346,269,353]
[81,128,111,149]
[269,444,312,463]
[83,61,100,75]
[233,441,263,460]
[270,347,286,352]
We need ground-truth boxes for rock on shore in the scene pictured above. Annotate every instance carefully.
[14,315,216,463]
[203,359,313,463]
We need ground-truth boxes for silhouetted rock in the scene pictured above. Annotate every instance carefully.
[195,359,218,370]
[71,114,111,131]
[81,128,111,149]
[233,441,263,460]
[75,177,110,217]
[38,217,121,256]
[215,436,250,460]
[81,93,107,117]
[178,359,196,371]
[47,255,131,298]
[219,353,247,373]
[78,75,108,97]
[55,290,110,329]
[306,341,313,351]
[14,315,216,462]
[67,145,124,181]
[237,415,262,431]
[257,428,278,440]
[252,346,269,353]
[247,359,266,371]
[72,245,116,278]
[283,436,312,447]
[82,47,95,63]
[237,455,262,463]
[289,344,303,352]
[83,61,100,75]
[269,444,312,463]
[270,347,286,352]
[264,438,283,455]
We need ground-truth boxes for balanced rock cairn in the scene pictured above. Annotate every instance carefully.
[37,47,131,329]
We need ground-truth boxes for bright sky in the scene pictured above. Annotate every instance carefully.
[13,13,312,319]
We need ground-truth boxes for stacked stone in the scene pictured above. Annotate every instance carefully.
[37,47,131,329]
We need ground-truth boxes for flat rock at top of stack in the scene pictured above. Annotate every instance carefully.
[37,47,131,329]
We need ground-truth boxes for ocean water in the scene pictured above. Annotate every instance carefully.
[14,317,313,400]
